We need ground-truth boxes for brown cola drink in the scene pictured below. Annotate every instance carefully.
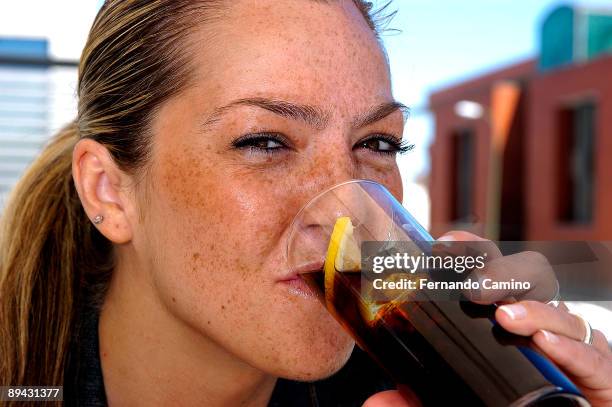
[302,270,589,407]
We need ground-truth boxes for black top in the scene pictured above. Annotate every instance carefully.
[64,302,394,406]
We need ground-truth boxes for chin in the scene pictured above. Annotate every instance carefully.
[275,338,355,382]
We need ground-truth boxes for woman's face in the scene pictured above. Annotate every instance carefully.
[136,0,404,380]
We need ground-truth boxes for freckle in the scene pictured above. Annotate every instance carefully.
[207,320,211,325]
[193,252,200,261]
[221,305,225,310]
[172,297,176,302]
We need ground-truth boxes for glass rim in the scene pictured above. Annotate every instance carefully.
[285,178,385,265]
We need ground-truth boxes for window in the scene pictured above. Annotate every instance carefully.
[450,128,475,222]
[557,101,596,224]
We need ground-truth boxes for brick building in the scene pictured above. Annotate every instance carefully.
[428,5,612,240]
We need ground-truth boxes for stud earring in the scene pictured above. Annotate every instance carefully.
[92,214,104,225]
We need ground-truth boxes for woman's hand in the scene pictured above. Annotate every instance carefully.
[363,231,612,407]
[496,300,612,405]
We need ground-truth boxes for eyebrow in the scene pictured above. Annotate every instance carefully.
[201,97,408,130]
[351,101,409,129]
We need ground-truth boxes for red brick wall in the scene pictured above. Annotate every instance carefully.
[526,55,612,240]
[429,92,490,238]
[429,55,612,240]
[428,60,535,238]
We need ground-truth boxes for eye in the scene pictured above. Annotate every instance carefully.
[232,132,290,154]
[355,134,414,155]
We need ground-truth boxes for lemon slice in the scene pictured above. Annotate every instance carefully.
[324,217,402,327]
[323,217,360,314]
[333,223,361,273]
[323,217,418,328]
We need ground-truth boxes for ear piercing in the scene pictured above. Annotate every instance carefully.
[92,214,104,225]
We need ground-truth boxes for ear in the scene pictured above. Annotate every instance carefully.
[72,138,135,244]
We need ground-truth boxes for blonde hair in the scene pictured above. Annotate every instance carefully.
[0,0,386,396]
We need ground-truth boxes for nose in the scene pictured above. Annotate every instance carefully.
[284,146,360,269]
[302,146,360,200]
[286,179,397,274]
[294,142,365,224]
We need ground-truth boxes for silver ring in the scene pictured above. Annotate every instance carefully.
[546,280,561,308]
[572,313,594,345]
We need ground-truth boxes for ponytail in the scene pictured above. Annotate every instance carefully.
[0,121,113,387]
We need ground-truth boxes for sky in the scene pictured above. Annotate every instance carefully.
[2,0,611,225]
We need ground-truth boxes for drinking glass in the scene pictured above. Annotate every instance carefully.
[286,179,588,407]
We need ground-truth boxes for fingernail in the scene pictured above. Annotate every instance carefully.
[540,329,560,344]
[437,235,455,248]
[498,304,527,320]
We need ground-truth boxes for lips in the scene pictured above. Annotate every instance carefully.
[280,260,324,281]
[278,260,325,299]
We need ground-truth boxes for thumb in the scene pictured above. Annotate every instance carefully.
[362,390,420,407]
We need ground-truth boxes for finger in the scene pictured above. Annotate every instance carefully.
[495,301,588,342]
[558,301,569,312]
[362,390,418,407]
[496,296,518,305]
[435,231,503,260]
[533,330,612,391]
[592,329,612,355]
[466,252,557,304]
[498,302,612,355]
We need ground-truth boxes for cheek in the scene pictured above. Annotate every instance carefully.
[155,150,268,239]
[146,155,356,378]
[386,169,403,202]
[147,149,256,295]
[146,148,296,315]
[360,165,403,201]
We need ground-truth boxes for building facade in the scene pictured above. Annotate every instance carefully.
[0,37,78,208]
[428,5,612,240]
